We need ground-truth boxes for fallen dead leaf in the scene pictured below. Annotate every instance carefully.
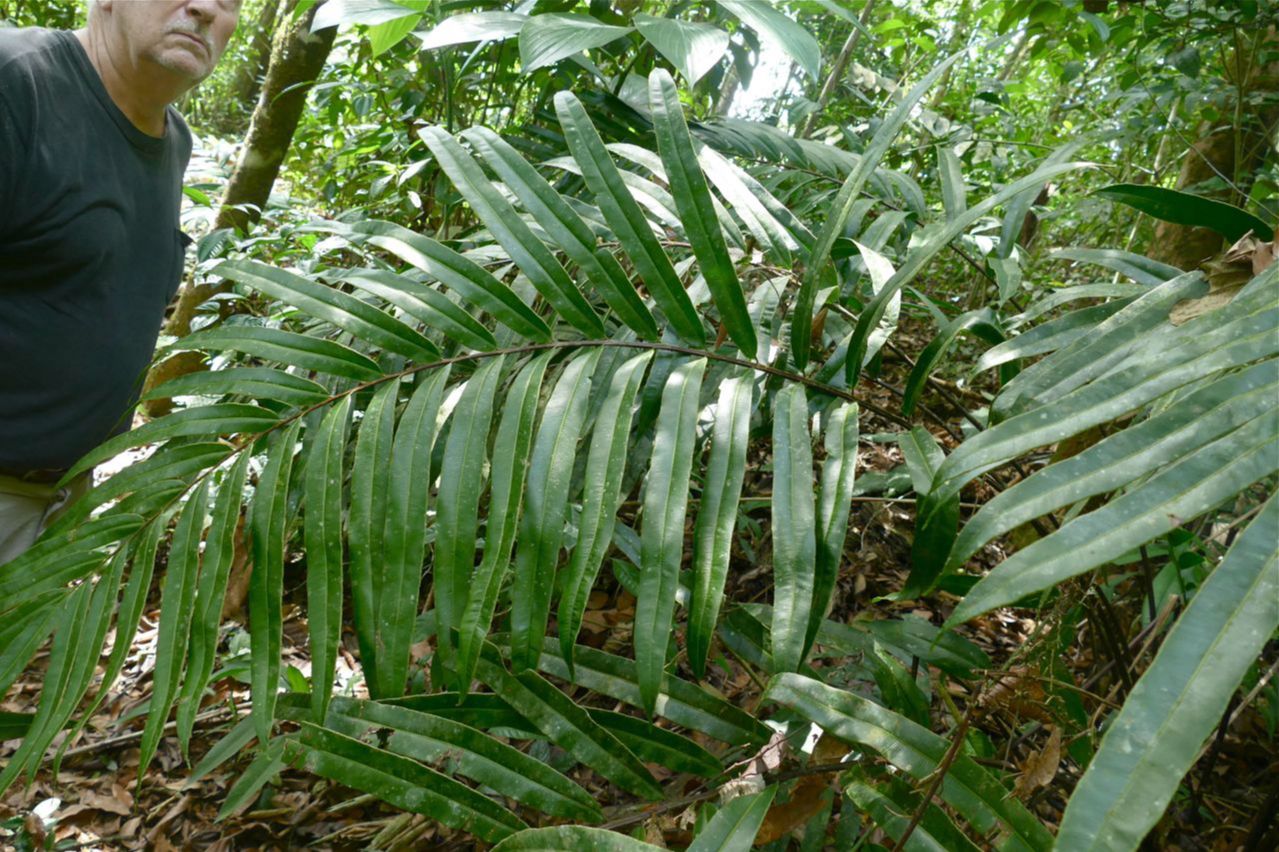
[1013,725,1062,800]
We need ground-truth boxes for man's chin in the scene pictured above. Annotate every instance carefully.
[148,50,212,85]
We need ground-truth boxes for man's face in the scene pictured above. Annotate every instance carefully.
[101,0,240,83]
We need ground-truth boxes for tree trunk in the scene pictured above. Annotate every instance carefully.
[229,0,282,114]
[143,0,336,415]
[1148,28,1279,270]
[797,0,877,139]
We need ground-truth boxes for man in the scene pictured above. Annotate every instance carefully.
[0,0,240,564]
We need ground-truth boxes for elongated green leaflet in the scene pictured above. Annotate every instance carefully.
[350,218,552,342]
[461,127,658,340]
[456,353,551,692]
[141,482,208,770]
[766,673,1053,851]
[771,384,816,673]
[558,352,652,673]
[504,636,769,745]
[1057,496,1279,851]
[688,787,777,852]
[170,327,383,381]
[510,351,600,672]
[287,723,526,842]
[214,258,440,361]
[349,380,398,695]
[688,373,753,678]
[249,419,302,744]
[844,160,1089,385]
[144,367,331,408]
[304,396,352,721]
[419,126,605,337]
[476,648,663,800]
[903,309,1004,416]
[336,268,497,352]
[554,91,706,346]
[493,826,663,851]
[282,695,600,822]
[950,413,1278,623]
[649,69,755,357]
[636,357,706,714]
[792,50,965,369]
[435,356,504,684]
[808,402,858,657]
[378,369,450,698]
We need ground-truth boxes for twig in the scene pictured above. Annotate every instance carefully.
[889,702,976,852]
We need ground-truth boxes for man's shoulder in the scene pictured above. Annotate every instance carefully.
[0,27,74,107]
[0,26,69,73]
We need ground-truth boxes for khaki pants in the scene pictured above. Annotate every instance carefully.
[0,474,89,566]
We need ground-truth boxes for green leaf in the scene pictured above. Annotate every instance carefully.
[951,410,1278,623]
[62,404,278,482]
[349,380,398,696]
[1095,183,1273,243]
[1050,247,1183,287]
[898,427,945,497]
[649,70,756,357]
[214,259,440,361]
[844,159,1089,385]
[688,373,754,678]
[948,363,1279,572]
[636,357,706,714]
[170,327,383,381]
[510,636,769,746]
[792,50,965,368]
[217,736,286,820]
[809,402,859,656]
[335,268,497,352]
[312,0,422,30]
[456,354,550,692]
[903,309,1004,416]
[688,787,777,852]
[475,648,663,800]
[554,91,706,346]
[511,351,601,672]
[589,709,722,778]
[435,356,505,684]
[717,0,820,78]
[249,420,302,744]
[766,673,1053,851]
[697,145,811,263]
[1057,495,1279,851]
[189,713,256,785]
[462,127,658,340]
[417,11,526,50]
[350,219,552,342]
[493,826,663,851]
[367,10,422,55]
[377,368,450,698]
[286,723,525,841]
[634,14,729,85]
[519,13,632,72]
[843,773,982,852]
[974,302,1128,374]
[308,696,600,822]
[559,352,652,674]
[419,126,605,337]
[937,146,967,221]
[141,483,208,769]
[303,397,353,721]
[144,367,331,408]
[771,384,816,674]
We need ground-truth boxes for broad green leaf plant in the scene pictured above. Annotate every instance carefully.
[2,49,1275,849]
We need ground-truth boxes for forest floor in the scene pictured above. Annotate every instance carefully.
[2,328,1275,851]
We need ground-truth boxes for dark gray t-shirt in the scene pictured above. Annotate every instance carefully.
[0,27,192,471]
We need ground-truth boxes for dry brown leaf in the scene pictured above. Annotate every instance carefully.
[1012,725,1062,800]
[978,666,1055,725]
[1172,233,1275,325]
[754,776,832,845]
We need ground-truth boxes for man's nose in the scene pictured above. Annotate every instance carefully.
[184,0,218,24]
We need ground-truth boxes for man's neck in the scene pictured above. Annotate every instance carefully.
[74,28,181,138]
